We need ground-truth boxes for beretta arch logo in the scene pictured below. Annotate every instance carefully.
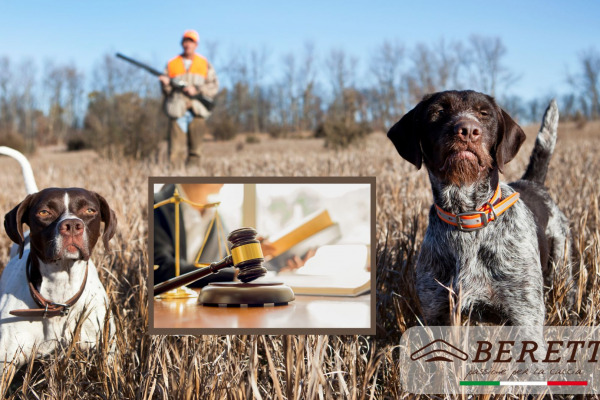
[410,339,469,362]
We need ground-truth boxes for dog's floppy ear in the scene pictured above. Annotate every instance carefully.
[387,102,426,170]
[495,108,526,173]
[4,194,35,258]
[94,192,117,251]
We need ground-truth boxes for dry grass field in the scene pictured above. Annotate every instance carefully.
[0,119,599,399]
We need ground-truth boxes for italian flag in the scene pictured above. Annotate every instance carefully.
[460,381,587,386]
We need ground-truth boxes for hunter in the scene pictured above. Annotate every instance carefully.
[159,30,218,166]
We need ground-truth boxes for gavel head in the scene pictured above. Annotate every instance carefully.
[228,227,267,283]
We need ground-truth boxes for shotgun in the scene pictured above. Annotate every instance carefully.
[116,53,215,111]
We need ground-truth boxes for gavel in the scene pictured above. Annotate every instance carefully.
[154,227,268,296]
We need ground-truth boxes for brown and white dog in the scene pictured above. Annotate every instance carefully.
[0,147,117,378]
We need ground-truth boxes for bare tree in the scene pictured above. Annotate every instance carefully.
[281,52,299,131]
[435,39,464,89]
[406,39,464,105]
[568,47,600,119]
[15,58,37,150]
[42,63,85,143]
[249,46,270,132]
[298,42,319,132]
[527,98,541,124]
[0,56,15,136]
[499,95,525,122]
[560,93,576,121]
[222,47,252,130]
[408,43,437,100]
[64,67,84,129]
[369,40,405,129]
[325,48,358,97]
[467,35,517,97]
[273,42,321,134]
[44,61,67,143]
[325,48,358,122]
[203,39,219,68]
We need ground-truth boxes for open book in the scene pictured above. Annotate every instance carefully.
[266,209,342,271]
[276,244,371,297]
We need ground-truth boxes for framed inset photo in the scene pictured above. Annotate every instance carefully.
[148,176,375,335]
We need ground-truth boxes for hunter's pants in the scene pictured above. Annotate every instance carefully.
[168,114,206,165]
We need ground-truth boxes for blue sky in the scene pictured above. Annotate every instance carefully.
[1,1,598,101]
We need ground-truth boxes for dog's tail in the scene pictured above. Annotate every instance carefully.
[521,99,559,185]
[0,146,38,195]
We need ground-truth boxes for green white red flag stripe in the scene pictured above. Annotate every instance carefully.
[460,381,587,386]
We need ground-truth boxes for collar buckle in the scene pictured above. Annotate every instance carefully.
[485,201,498,221]
[455,211,488,232]
[53,303,71,317]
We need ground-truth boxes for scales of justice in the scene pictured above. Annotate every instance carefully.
[153,187,294,306]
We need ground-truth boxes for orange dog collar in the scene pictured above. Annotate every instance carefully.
[435,185,520,232]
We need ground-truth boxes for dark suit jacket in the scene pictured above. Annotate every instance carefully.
[154,184,235,287]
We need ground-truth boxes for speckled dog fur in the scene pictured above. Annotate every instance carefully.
[388,90,571,328]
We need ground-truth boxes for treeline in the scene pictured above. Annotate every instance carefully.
[0,35,599,157]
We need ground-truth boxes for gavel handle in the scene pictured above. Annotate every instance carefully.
[154,255,234,296]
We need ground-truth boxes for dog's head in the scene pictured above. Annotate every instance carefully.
[4,188,117,263]
[387,90,525,186]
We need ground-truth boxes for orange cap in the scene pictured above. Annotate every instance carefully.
[182,30,199,43]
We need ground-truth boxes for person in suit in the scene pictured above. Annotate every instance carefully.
[154,183,236,287]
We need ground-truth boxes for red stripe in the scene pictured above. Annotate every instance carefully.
[547,381,587,386]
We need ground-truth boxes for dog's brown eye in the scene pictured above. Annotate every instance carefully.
[85,208,97,215]
[38,210,50,216]
[430,108,444,118]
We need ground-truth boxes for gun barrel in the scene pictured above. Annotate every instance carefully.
[115,53,164,76]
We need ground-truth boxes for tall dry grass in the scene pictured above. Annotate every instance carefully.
[0,120,598,399]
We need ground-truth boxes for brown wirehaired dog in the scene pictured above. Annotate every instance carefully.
[388,90,571,329]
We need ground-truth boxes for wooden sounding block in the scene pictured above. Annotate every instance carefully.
[199,282,295,306]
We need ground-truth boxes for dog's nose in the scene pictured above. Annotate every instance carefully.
[59,219,84,236]
[454,120,481,141]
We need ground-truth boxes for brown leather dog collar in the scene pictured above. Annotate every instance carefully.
[435,184,520,232]
[10,257,89,318]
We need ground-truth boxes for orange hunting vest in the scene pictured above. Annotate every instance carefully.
[167,54,208,78]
